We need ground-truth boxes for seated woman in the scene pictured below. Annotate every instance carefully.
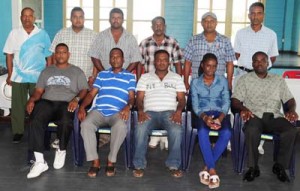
[190,53,231,189]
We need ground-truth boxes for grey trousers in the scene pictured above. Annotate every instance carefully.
[80,110,127,163]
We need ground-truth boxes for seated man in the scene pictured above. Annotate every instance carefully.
[191,53,231,189]
[231,51,298,182]
[26,43,89,178]
[132,50,186,178]
[78,48,136,178]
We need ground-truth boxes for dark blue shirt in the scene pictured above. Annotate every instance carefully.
[191,74,230,116]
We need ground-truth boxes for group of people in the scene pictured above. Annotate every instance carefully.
[2,2,298,189]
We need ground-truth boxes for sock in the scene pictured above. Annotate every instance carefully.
[34,152,44,163]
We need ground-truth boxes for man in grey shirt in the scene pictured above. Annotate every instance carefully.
[88,8,142,78]
[26,43,89,179]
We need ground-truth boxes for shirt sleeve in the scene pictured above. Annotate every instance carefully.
[233,30,241,54]
[128,74,136,91]
[225,38,236,62]
[269,31,279,57]
[136,74,147,91]
[183,37,194,62]
[3,30,15,54]
[191,78,201,116]
[231,75,247,102]
[280,79,294,104]
[129,35,142,63]
[220,77,230,114]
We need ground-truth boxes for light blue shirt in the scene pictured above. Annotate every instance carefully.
[191,74,230,116]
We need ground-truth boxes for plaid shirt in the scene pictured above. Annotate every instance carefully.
[139,35,183,73]
[50,27,96,78]
[184,32,236,79]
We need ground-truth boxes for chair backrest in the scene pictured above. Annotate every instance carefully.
[282,70,300,78]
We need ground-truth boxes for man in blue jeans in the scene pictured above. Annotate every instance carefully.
[132,50,186,178]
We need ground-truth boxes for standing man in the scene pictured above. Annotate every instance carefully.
[3,7,52,143]
[231,51,298,182]
[26,43,89,178]
[88,8,142,77]
[50,7,97,87]
[132,50,186,178]
[234,2,279,78]
[78,48,136,178]
[183,12,235,90]
[139,16,183,74]
[139,16,184,149]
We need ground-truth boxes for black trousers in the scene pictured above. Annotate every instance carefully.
[243,113,298,169]
[29,99,74,152]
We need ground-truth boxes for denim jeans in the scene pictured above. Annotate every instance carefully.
[195,111,231,170]
[133,111,183,169]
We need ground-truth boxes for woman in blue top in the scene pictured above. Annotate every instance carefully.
[190,53,231,189]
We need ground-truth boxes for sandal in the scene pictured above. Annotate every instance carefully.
[133,169,144,178]
[170,169,183,178]
[199,170,210,185]
[105,166,116,177]
[209,175,220,189]
[87,166,100,178]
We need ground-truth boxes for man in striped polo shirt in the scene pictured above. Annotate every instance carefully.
[78,48,136,178]
[132,50,186,178]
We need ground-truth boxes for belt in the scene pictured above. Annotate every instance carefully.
[234,65,253,72]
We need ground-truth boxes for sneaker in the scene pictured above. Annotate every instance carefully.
[51,139,60,149]
[12,134,23,144]
[160,136,168,150]
[258,146,264,155]
[27,161,49,179]
[53,149,66,169]
[149,136,160,148]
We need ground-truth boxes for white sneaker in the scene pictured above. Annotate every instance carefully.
[258,146,264,155]
[160,136,168,150]
[51,139,60,149]
[27,161,49,179]
[149,136,160,148]
[53,150,66,169]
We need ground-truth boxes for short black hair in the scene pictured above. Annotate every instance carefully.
[110,8,124,19]
[55,43,69,51]
[252,51,268,62]
[154,49,170,59]
[249,2,265,12]
[21,7,34,15]
[152,16,165,25]
[71,7,84,17]
[110,48,124,58]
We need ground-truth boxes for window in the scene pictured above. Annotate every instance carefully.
[195,0,264,42]
[64,0,163,43]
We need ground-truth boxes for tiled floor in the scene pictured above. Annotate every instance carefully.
[0,117,299,191]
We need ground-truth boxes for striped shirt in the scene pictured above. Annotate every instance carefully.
[139,35,183,72]
[50,27,96,78]
[88,28,142,69]
[234,25,279,69]
[137,71,186,112]
[92,68,136,116]
[184,32,236,79]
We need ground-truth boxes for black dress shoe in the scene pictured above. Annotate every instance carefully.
[272,163,290,182]
[12,134,23,144]
[243,166,260,181]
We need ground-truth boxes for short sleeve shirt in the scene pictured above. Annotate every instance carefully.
[232,72,293,118]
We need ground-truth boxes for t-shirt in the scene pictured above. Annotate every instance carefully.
[92,68,136,116]
[137,71,186,112]
[36,64,89,102]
